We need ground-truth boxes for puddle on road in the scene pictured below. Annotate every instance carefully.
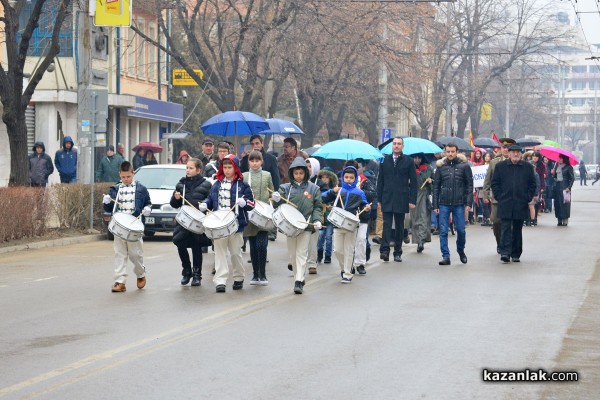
[29,334,93,348]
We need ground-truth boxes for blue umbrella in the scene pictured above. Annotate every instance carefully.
[381,137,442,155]
[259,118,304,135]
[312,139,382,160]
[200,111,269,136]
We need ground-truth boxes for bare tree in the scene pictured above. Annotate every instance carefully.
[0,0,72,185]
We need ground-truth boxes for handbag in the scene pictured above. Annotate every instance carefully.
[563,189,571,204]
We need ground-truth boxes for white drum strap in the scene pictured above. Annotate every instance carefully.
[112,186,123,214]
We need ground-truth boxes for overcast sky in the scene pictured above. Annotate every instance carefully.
[569,0,600,46]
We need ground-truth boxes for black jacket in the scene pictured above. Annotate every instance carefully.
[376,154,417,213]
[240,148,281,190]
[491,159,536,220]
[170,175,213,247]
[432,154,473,209]
[29,141,54,186]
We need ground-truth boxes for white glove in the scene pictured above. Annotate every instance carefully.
[102,194,112,205]
[237,198,247,207]
[199,203,208,212]
[313,221,322,230]
[142,206,152,217]
[271,192,281,202]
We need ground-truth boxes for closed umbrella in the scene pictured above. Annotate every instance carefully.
[312,139,382,160]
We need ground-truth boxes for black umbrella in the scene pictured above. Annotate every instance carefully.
[473,137,500,148]
[436,136,474,151]
[303,145,322,156]
[516,137,542,147]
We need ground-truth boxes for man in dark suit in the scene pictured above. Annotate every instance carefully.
[376,137,418,262]
[491,144,537,263]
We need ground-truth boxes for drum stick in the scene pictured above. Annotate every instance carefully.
[103,194,125,208]
[266,188,298,208]
[420,179,431,190]
[356,203,373,217]
[176,192,197,209]
[335,188,345,210]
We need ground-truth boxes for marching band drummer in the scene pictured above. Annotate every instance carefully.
[271,157,323,295]
[102,161,152,293]
[200,155,254,293]
[170,158,213,287]
[242,150,274,286]
[321,166,370,284]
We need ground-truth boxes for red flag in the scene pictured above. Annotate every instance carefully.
[469,130,475,147]
[491,132,501,145]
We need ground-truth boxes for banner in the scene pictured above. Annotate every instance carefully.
[469,130,474,148]
[480,103,492,121]
[94,0,132,27]
[471,164,489,188]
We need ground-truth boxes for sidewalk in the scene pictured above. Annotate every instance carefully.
[0,234,106,254]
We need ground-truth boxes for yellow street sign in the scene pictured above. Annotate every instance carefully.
[480,102,492,121]
[172,69,204,86]
[94,0,132,27]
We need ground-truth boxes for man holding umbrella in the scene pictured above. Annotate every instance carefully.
[376,137,417,262]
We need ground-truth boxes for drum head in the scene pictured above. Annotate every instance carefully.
[181,205,205,220]
[113,212,144,232]
[279,204,308,230]
[203,210,235,229]
[254,200,274,214]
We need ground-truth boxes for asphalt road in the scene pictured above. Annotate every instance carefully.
[0,185,598,399]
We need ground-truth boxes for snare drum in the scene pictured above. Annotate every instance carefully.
[272,204,307,237]
[108,212,145,242]
[327,207,360,232]
[175,205,206,234]
[203,210,239,240]
[248,200,275,231]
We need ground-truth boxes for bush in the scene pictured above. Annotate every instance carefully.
[0,187,51,242]
[49,183,112,231]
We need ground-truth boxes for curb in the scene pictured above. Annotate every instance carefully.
[0,234,106,254]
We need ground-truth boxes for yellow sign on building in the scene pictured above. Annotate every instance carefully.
[172,69,204,86]
[94,0,132,27]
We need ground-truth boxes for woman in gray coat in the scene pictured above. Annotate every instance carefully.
[550,154,574,226]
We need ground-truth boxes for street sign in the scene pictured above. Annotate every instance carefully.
[381,128,392,143]
[172,69,204,86]
[94,0,132,27]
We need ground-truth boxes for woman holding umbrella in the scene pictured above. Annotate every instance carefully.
[550,154,574,226]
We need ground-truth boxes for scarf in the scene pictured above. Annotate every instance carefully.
[556,164,564,182]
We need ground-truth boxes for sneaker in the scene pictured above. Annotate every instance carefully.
[324,256,331,264]
[259,277,269,286]
[341,277,352,284]
[233,280,244,290]
[250,276,260,285]
[216,284,226,293]
[294,280,304,294]
[308,267,317,274]
[356,265,367,275]
[136,276,146,289]
[111,282,126,292]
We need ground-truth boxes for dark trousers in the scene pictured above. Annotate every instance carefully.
[499,219,523,258]
[381,212,405,256]
[177,243,203,276]
[249,231,269,279]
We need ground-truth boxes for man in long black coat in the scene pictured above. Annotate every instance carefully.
[491,144,537,263]
[376,137,417,262]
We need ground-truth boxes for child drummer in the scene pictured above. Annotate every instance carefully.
[200,155,254,293]
[271,157,322,294]
[102,161,152,293]
[242,150,274,285]
[321,166,370,283]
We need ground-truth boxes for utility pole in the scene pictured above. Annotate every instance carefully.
[505,68,510,137]
[377,23,388,143]
[594,89,597,164]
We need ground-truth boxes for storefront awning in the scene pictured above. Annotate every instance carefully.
[127,96,184,124]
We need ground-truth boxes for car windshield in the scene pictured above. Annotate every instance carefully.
[134,168,185,189]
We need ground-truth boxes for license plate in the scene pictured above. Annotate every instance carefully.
[145,217,155,224]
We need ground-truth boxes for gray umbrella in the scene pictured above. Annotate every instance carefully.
[436,136,474,151]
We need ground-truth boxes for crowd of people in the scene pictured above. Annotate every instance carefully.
[100,134,583,296]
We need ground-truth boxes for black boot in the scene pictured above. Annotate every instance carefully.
[181,265,192,285]
[191,266,201,286]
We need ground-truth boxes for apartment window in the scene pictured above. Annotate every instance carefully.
[570,80,586,90]
[16,0,73,56]
[572,65,587,74]
[127,28,136,76]
[137,20,146,79]
[148,24,157,80]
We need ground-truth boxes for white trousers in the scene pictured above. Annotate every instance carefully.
[334,228,358,279]
[113,236,145,284]
[213,233,244,286]
[352,223,369,267]
[306,231,319,269]
[287,231,311,282]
